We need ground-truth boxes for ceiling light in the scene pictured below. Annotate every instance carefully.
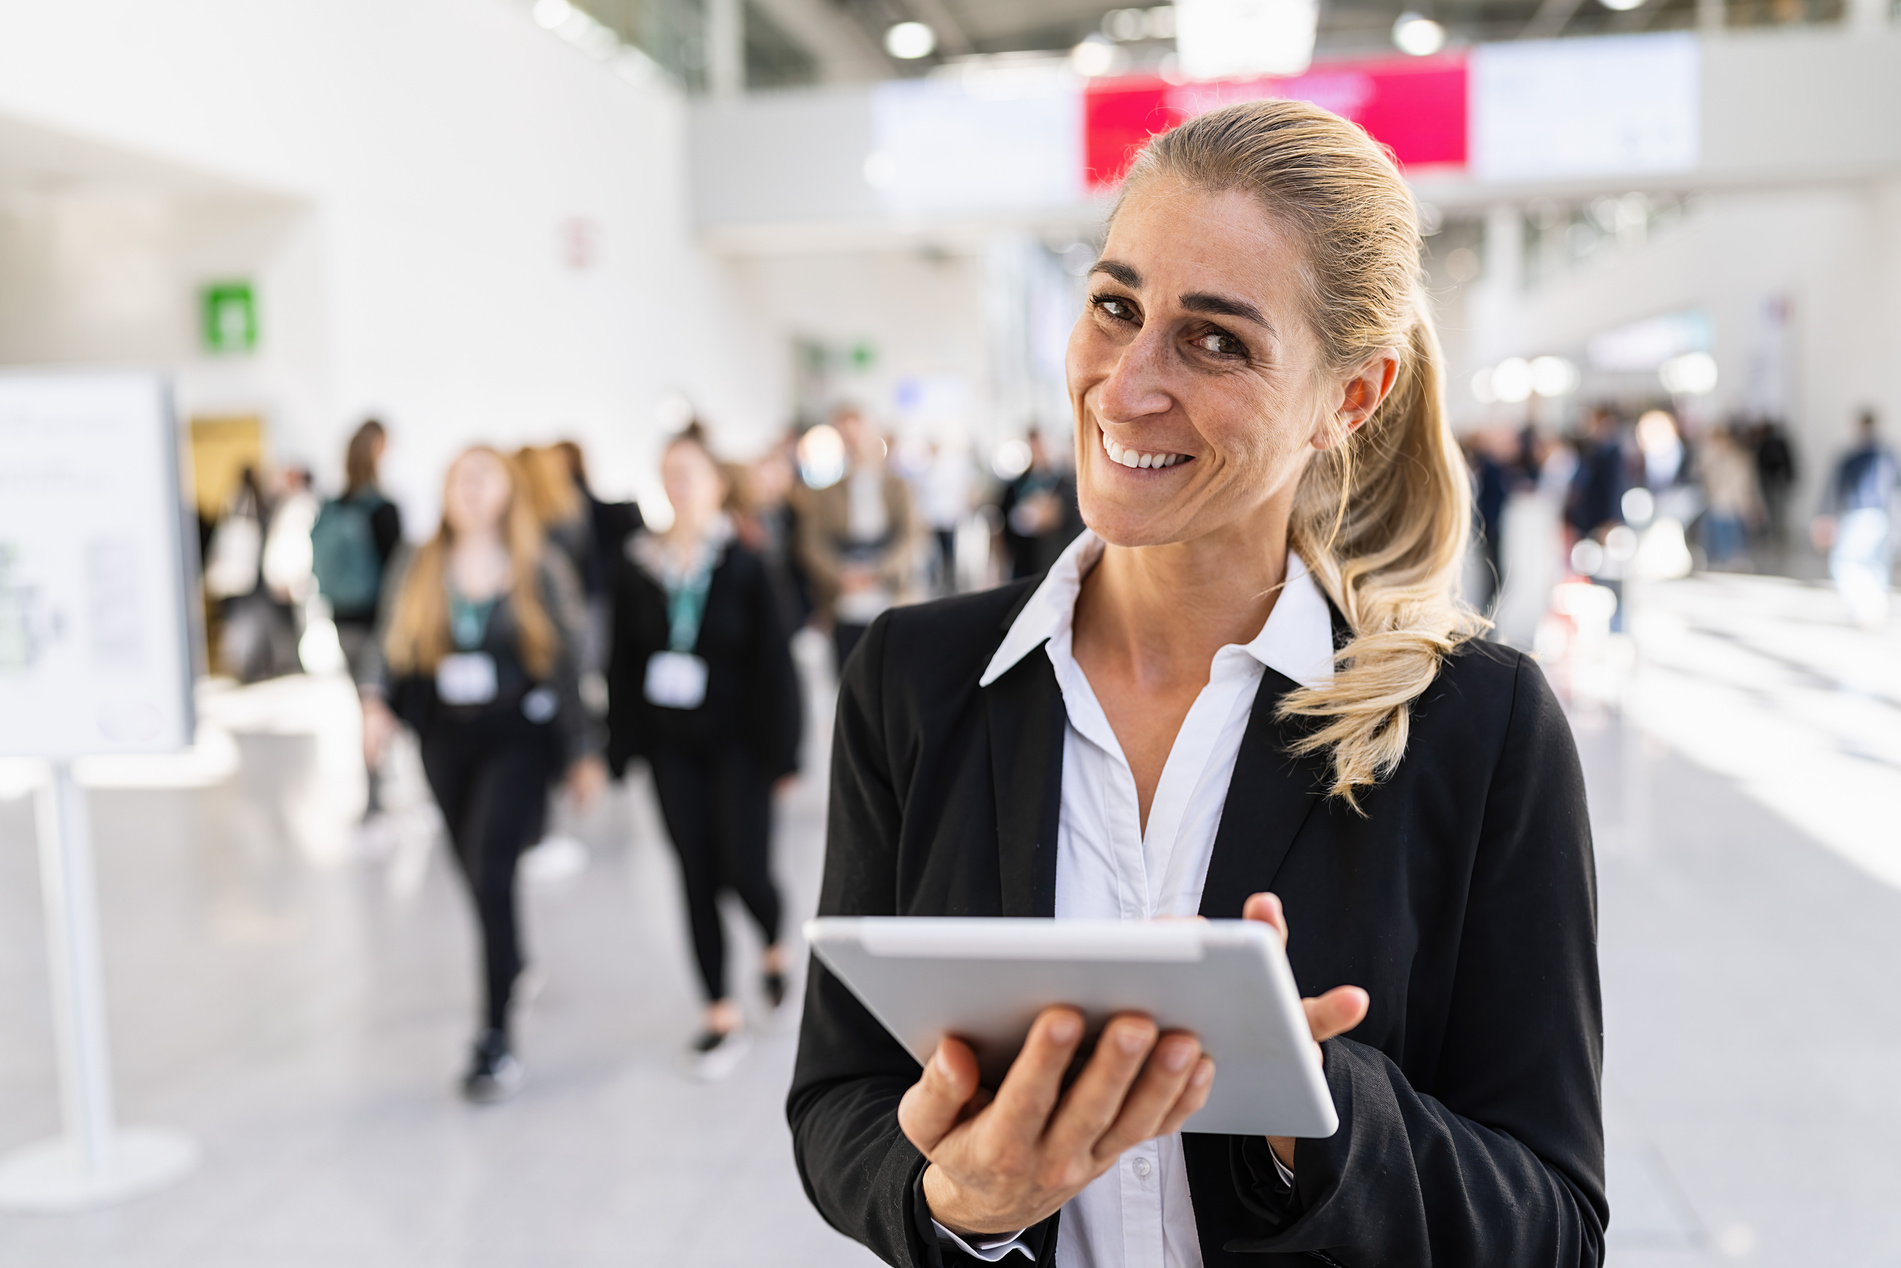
[1598,0,1647,10]
[885,21,937,59]
[1102,7,1147,41]
[1176,0,1317,78]
[1391,12,1446,56]
[533,0,573,29]
[1491,357,1533,404]
[1070,35,1122,77]
[1530,355,1579,398]
[1659,351,1718,396]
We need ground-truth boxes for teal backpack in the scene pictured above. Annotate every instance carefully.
[311,495,386,612]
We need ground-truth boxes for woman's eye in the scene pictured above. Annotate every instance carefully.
[1192,330,1246,357]
[1094,295,1137,323]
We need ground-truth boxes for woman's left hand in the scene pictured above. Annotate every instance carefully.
[564,755,609,811]
[1243,891,1369,1172]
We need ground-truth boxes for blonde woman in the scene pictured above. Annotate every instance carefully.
[790,101,1604,1266]
[363,446,604,1102]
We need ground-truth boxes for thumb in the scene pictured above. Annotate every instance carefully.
[1242,891,1288,948]
[898,1037,980,1155]
[1303,985,1370,1044]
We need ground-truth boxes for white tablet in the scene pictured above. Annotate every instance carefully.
[805,917,1338,1138]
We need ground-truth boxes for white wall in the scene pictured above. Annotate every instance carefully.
[0,0,785,526]
[724,246,991,436]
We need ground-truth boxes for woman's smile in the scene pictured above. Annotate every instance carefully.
[1098,424,1194,471]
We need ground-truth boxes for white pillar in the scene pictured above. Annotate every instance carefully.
[1484,204,1524,297]
[707,0,744,97]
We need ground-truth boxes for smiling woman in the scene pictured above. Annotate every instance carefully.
[1075,105,1480,804]
[791,99,1604,1268]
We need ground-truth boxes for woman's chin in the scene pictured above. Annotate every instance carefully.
[1078,494,1197,550]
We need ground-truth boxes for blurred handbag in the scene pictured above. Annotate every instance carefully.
[204,512,263,599]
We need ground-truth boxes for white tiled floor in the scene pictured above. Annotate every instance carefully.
[1,580,1897,1266]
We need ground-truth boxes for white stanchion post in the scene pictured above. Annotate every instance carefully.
[0,762,198,1212]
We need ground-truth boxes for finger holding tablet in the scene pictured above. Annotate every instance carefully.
[900,1006,1213,1238]
[1243,891,1370,1171]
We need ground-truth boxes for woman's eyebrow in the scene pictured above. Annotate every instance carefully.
[1180,292,1273,333]
[1089,259,1140,287]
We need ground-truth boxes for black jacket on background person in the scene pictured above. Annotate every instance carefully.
[366,552,597,772]
[787,580,1606,1268]
[605,536,802,782]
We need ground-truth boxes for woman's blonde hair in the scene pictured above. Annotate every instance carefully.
[384,445,560,680]
[514,444,585,528]
[1118,99,1482,806]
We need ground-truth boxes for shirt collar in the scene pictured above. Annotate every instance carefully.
[979,529,1337,690]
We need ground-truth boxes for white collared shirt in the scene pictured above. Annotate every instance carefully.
[937,530,1334,1267]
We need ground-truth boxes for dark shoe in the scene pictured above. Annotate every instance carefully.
[461,1029,523,1104]
[762,969,787,1011]
[680,1025,751,1082]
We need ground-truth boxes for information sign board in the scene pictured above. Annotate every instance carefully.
[0,371,194,759]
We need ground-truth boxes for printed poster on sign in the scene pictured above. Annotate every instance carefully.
[0,371,195,758]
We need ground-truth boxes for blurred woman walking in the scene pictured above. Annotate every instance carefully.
[607,424,801,1080]
[361,446,604,1102]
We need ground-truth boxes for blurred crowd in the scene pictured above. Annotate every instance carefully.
[1461,404,1897,641]
[187,405,1088,1098]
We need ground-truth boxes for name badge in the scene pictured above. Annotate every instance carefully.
[644,651,709,710]
[437,652,498,705]
[521,687,559,724]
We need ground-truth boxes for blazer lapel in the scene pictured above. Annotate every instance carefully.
[984,654,1065,918]
[1198,669,1330,919]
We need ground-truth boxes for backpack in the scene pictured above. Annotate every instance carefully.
[310,495,385,612]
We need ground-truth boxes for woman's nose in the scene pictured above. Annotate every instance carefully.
[1096,330,1174,425]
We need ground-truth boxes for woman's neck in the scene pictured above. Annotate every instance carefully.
[1073,506,1292,692]
[447,528,511,600]
[664,508,718,553]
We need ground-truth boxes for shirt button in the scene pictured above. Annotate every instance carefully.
[1132,1157,1153,1178]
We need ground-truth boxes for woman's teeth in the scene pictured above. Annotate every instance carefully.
[1102,434,1189,470]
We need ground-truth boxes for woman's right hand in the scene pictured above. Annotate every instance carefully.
[361,696,397,769]
[898,1007,1213,1238]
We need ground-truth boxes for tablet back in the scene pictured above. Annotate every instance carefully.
[806,917,1337,1138]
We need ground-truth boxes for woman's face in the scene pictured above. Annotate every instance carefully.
[661,441,728,526]
[443,450,514,538]
[1067,178,1384,549]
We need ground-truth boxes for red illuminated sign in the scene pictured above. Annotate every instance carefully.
[1084,54,1468,191]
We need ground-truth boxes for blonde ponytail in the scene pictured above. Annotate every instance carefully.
[1121,100,1483,807]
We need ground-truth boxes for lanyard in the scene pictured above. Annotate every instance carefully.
[665,560,715,653]
[447,589,498,651]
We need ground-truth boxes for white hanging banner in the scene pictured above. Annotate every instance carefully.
[1471,34,1701,183]
[0,370,195,759]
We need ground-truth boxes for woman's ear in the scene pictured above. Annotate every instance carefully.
[1313,351,1400,449]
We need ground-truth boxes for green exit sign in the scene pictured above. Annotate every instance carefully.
[202,282,256,353]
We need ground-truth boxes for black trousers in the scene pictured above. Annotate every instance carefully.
[650,747,782,1004]
[420,705,553,1035]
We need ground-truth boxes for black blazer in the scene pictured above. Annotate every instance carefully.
[605,537,801,781]
[788,579,1606,1267]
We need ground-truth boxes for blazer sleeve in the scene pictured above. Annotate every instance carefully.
[788,616,1050,1268]
[1227,653,1607,1267]
[785,613,935,1266]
